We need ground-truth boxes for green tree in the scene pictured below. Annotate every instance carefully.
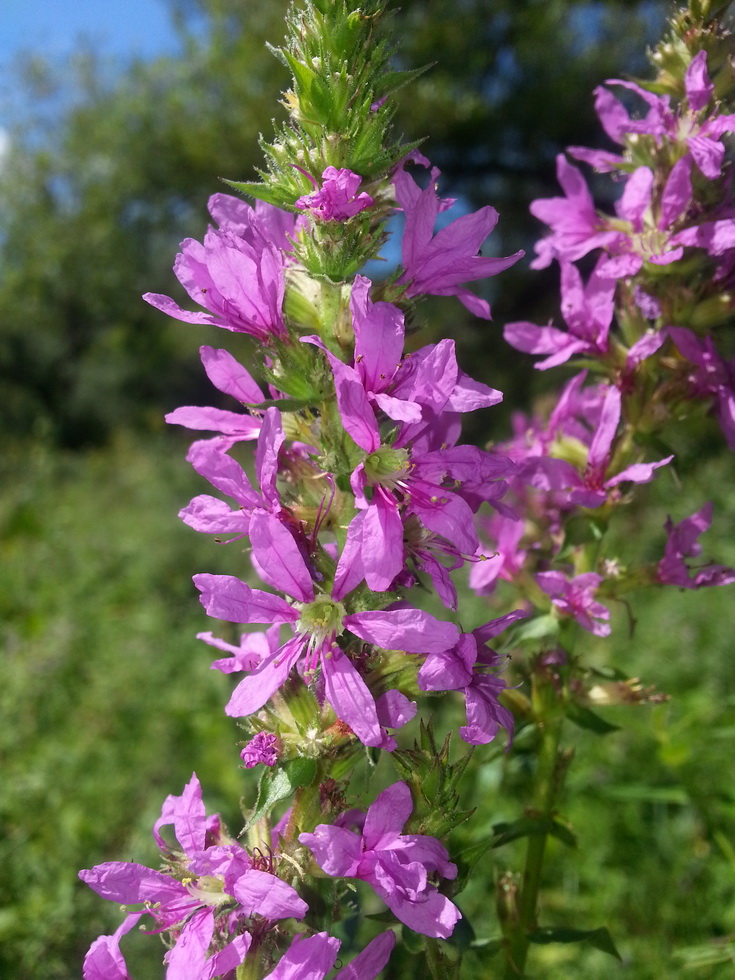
[0,2,289,447]
[0,0,666,446]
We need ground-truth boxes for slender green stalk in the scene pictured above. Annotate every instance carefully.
[502,713,565,978]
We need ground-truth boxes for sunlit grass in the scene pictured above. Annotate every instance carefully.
[2,435,734,978]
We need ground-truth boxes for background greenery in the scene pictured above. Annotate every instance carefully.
[2,1,734,977]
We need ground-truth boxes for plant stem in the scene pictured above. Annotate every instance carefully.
[502,713,564,978]
[424,936,460,980]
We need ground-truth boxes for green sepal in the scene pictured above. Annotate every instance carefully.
[527,925,622,961]
[221,179,290,209]
[373,64,434,100]
[401,926,425,954]
[244,757,317,831]
[245,397,317,412]
[565,701,621,735]
[391,719,476,839]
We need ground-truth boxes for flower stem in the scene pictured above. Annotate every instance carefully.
[502,712,565,978]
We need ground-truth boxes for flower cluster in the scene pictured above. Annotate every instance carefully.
[80,3,528,974]
[481,39,735,653]
[80,3,735,977]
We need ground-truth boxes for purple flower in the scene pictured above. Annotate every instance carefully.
[670,216,735,261]
[295,166,374,221]
[306,311,510,593]
[504,260,615,368]
[208,192,300,254]
[658,503,735,588]
[200,622,281,674]
[418,612,525,745]
[241,731,282,768]
[669,326,735,448]
[394,160,523,317]
[469,513,527,596]
[143,196,289,343]
[82,916,137,980]
[264,930,395,980]
[530,155,622,269]
[516,384,673,508]
[178,406,285,539]
[299,781,461,938]
[593,159,691,278]
[79,774,306,979]
[593,53,735,180]
[194,521,458,748]
[536,570,611,637]
[166,346,265,451]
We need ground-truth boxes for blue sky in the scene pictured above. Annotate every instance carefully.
[2,0,179,67]
[1,0,186,132]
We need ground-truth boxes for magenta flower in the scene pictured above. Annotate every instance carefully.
[241,731,282,768]
[79,774,306,980]
[469,513,527,596]
[295,166,374,221]
[194,519,458,748]
[517,384,673,508]
[82,916,136,980]
[658,503,735,588]
[530,155,622,269]
[200,622,281,674]
[418,612,525,745]
[208,192,300,254]
[304,310,509,593]
[264,930,395,980]
[670,215,735,262]
[669,326,735,448]
[299,781,461,938]
[394,160,523,317]
[143,196,289,343]
[504,260,616,368]
[591,52,735,180]
[594,159,692,278]
[178,405,285,539]
[536,570,611,637]
[166,345,264,451]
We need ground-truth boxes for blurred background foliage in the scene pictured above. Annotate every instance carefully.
[3,0,735,977]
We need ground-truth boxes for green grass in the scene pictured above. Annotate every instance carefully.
[2,433,734,978]
[0,432,249,979]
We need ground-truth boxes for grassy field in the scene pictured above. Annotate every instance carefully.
[2,431,734,978]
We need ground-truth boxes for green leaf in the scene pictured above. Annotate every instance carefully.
[675,937,735,969]
[528,926,622,960]
[470,936,504,957]
[565,701,621,735]
[244,758,317,830]
[550,816,577,848]
[514,614,558,643]
[280,50,319,98]
[459,815,554,869]
[599,783,688,804]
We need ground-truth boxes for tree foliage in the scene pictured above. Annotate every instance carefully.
[0,0,665,446]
